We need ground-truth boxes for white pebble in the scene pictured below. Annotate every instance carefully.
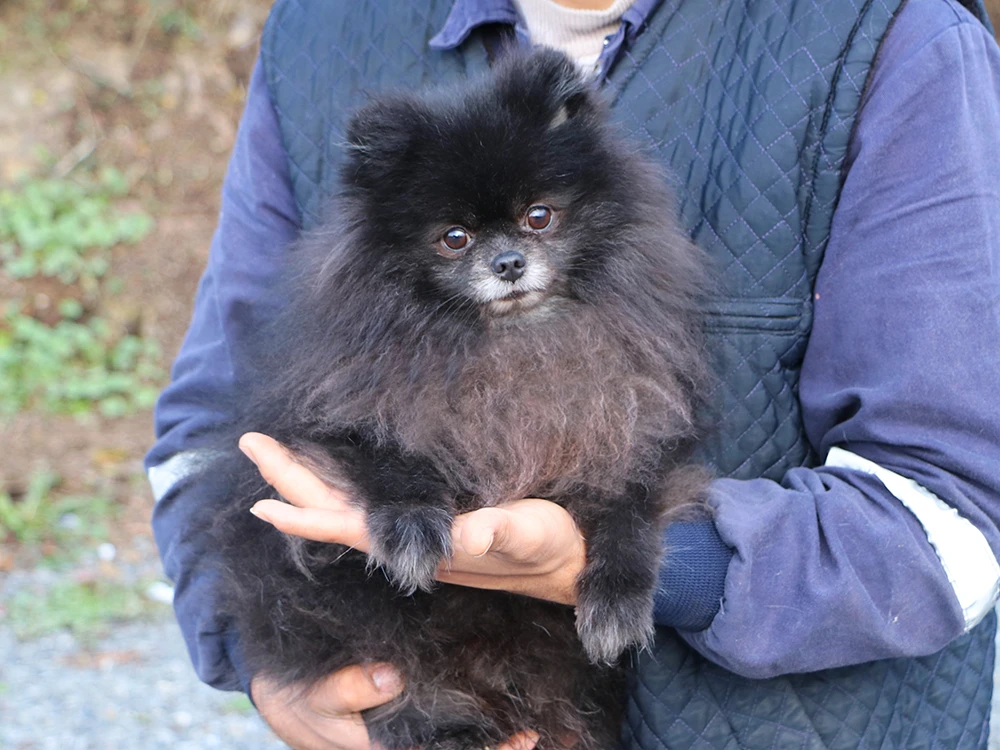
[97,543,117,562]
[146,581,175,604]
[173,710,193,728]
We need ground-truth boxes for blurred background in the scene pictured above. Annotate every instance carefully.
[0,1,285,746]
[0,1,998,748]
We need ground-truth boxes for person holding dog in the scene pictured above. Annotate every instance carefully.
[148,0,1000,747]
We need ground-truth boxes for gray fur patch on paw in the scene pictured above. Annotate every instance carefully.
[575,593,655,665]
[367,506,453,594]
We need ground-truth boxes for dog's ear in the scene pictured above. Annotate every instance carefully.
[343,96,423,190]
[496,48,600,130]
[547,89,591,130]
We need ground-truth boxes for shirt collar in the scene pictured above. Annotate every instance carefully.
[429,0,664,50]
[429,0,521,49]
[620,0,663,42]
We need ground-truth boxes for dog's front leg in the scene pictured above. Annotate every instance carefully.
[565,481,670,665]
[315,437,456,595]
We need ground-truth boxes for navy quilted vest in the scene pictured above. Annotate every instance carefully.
[259,0,996,747]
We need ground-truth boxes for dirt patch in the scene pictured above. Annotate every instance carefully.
[988,0,1000,30]
[0,0,271,567]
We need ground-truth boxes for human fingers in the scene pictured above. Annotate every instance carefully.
[453,507,508,559]
[438,500,585,605]
[253,676,337,750]
[451,500,582,571]
[436,563,580,606]
[306,663,405,716]
[239,432,351,511]
[252,666,403,750]
[250,501,371,550]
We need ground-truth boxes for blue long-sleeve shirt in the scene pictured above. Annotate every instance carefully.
[148,0,1000,691]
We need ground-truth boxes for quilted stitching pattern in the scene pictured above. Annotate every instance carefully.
[601,0,895,479]
[259,1,995,747]
[622,612,995,749]
[262,1,477,229]
[260,0,868,484]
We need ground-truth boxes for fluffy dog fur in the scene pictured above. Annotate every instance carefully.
[203,50,710,750]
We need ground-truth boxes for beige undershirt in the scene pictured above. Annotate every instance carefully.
[513,0,638,74]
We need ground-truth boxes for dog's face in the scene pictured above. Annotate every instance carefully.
[342,51,634,319]
[422,196,566,317]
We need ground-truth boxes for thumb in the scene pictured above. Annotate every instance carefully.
[307,663,404,716]
[456,507,512,558]
[456,504,557,564]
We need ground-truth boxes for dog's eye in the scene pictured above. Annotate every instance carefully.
[525,205,552,231]
[440,227,470,257]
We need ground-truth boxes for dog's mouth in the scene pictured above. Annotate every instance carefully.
[501,288,532,301]
[470,261,555,316]
[484,288,548,316]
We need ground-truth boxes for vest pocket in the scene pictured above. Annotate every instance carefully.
[699,298,804,335]
[695,297,812,479]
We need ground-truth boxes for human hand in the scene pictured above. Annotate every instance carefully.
[239,432,586,606]
[251,664,403,750]
[253,664,540,750]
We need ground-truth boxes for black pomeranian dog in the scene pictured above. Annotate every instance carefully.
[204,49,709,750]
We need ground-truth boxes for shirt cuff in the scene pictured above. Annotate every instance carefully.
[654,519,732,631]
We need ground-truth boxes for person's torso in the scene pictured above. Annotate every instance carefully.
[258,1,996,746]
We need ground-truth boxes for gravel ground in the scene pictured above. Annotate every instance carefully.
[0,618,286,750]
[0,582,997,749]
[0,540,286,750]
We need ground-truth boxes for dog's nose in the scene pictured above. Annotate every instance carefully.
[490,251,526,282]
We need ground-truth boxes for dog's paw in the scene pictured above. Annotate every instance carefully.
[575,587,655,665]
[366,505,453,594]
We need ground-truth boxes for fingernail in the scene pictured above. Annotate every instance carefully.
[240,441,259,466]
[249,503,267,520]
[471,532,494,558]
[369,665,402,693]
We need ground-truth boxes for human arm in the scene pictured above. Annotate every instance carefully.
[147,58,300,695]
[677,0,1000,677]
[147,59,300,699]
[238,0,1000,682]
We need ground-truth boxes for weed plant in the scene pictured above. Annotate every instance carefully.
[0,168,150,285]
[0,468,115,549]
[0,167,162,417]
[6,578,160,640]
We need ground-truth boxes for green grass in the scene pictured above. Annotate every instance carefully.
[0,468,116,549]
[221,694,255,715]
[157,3,202,40]
[0,305,163,417]
[0,469,61,545]
[5,579,162,641]
[0,168,151,286]
[0,167,164,417]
